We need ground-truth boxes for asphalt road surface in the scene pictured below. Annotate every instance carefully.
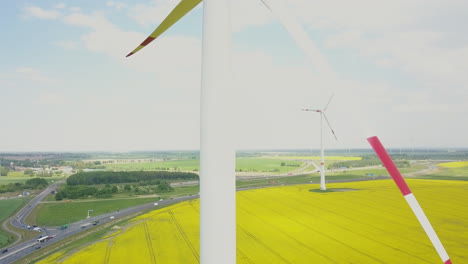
[0,187,198,264]
[0,162,435,263]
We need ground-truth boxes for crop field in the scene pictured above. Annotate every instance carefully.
[0,198,28,247]
[236,158,303,173]
[38,179,467,264]
[0,176,64,186]
[269,156,362,161]
[104,158,304,174]
[0,177,30,185]
[29,197,162,226]
[417,161,468,180]
[104,159,200,172]
[438,161,468,168]
[0,198,27,222]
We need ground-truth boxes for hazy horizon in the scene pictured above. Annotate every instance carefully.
[1,1,467,152]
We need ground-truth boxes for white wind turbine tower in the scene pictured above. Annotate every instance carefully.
[125,0,335,263]
[302,94,338,190]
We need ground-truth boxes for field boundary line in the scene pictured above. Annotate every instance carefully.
[238,225,292,264]
[239,206,337,263]
[238,192,388,264]
[236,248,254,264]
[168,209,200,262]
[104,239,114,264]
[143,221,157,264]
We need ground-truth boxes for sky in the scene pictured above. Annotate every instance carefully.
[1,0,467,152]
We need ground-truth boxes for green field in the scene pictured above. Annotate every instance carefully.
[104,160,199,171]
[236,158,303,173]
[0,198,27,222]
[236,174,368,188]
[0,198,29,247]
[328,163,426,177]
[104,158,304,174]
[0,176,64,186]
[416,162,468,181]
[0,177,30,185]
[37,179,468,264]
[29,197,164,226]
[6,171,25,177]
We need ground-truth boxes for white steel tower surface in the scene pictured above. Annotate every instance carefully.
[125,0,334,263]
[302,94,337,190]
[200,0,236,263]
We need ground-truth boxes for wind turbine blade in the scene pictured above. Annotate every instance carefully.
[323,113,338,141]
[259,0,334,78]
[259,0,272,10]
[126,0,202,57]
[323,93,335,112]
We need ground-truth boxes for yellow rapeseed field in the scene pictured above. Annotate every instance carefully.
[38,179,468,264]
[438,161,468,168]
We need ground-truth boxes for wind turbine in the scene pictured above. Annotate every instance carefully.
[302,94,338,190]
[125,0,334,263]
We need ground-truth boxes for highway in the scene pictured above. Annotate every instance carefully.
[0,184,198,264]
[0,162,435,263]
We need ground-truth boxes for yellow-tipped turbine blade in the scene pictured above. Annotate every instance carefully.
[126,0,202,57]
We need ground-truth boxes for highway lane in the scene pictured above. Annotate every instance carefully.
[0,194,198,264]
[1,180,63,251]
[10,181,63,229]
[0,162,435,263]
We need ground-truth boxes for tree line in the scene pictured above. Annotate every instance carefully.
[0,178,49,194]
[55,181,174,200]
[66,171,198,186]
[328,157,410,169]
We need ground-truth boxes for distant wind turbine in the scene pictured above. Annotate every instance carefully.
[302,94,338,190]
[125,0,334,263]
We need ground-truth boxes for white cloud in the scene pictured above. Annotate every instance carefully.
[127,0,186,26]
[36,93,67,105]
[124,0,272,31]
[326,30,468,87]
[106,1,127,11]
[54,3,66,9]
[23,6,61,19]
[52,40,79,50]
[16,67,51,82]
[289,0,468,31]
[69,7,81,13]
[16,2,468,150]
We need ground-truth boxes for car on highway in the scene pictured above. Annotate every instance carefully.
[110,216,115,219]
[1,249,8,254]
[35,246,41,250]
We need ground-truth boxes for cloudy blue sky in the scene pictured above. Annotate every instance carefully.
[1,0,467,151]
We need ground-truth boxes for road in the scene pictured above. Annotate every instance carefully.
[1,180,62,248]
[0,162,437,263]
[0,191,197,264]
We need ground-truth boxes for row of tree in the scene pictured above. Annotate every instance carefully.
[0,158,65,168]
[0,178,49,194]
[66,171,198,186]
[328,158,410,169]
[55,181,174,200]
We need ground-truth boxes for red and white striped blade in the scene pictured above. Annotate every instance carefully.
[367,136,452,264]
